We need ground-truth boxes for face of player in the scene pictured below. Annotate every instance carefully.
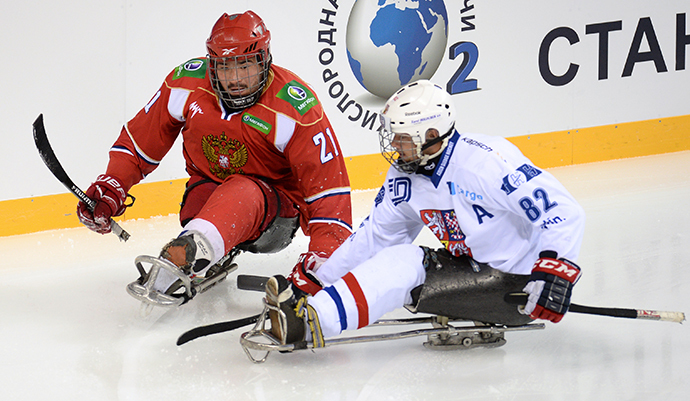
[391,133,418,163]
[392,129,441,163]
[214,55,263,98]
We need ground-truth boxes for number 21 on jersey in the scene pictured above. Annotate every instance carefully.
[313,128,339,164]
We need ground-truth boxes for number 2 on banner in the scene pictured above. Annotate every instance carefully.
[447,41,479,95]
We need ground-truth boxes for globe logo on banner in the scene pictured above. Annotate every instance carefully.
[346,0,448,99]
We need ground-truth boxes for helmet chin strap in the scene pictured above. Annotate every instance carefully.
[420,124,455,152]
[418,124,455,165]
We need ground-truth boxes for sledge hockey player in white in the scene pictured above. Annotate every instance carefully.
[264,80,586,347]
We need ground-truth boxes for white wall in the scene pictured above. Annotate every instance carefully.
[1,0,688,201]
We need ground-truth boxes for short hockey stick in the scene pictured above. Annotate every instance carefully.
[32,114,130,241]
[504,293,685,323]
[177,313,264,345]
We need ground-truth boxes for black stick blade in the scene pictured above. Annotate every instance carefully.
[177,313,263,346]
[33,114,94,207]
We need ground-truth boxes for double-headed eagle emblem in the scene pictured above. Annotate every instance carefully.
[201,133,248,180]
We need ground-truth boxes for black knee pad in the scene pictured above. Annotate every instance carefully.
[409,247,532,326]
[237,214,300,254]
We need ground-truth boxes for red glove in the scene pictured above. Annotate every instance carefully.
[77,174,128,234]
[521,254,581,323]
[288,251,328,296]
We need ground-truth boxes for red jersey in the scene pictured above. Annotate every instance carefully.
[105,58,352,254]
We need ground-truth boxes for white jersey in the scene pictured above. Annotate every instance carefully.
[317,131,585,285]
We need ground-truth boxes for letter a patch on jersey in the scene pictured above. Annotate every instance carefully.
[420,209,472,257]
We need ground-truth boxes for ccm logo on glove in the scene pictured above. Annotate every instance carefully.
[533,258,580,279]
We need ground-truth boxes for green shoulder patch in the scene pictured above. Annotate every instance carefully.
[172,59,207,80]
[276,80,319,116]
[242,112,272,135]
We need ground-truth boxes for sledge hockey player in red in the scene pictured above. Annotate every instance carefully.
[264,80,585,348]
[76,11,352,307]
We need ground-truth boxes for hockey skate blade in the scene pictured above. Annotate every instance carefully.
[423,327,508,350]
[423,337,507,350]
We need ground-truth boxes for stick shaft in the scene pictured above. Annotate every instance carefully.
[32,114,130,241]
[505,293,685,323]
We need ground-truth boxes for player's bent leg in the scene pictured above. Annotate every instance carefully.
[409,247,532,326]
[309,244,427,338]
[193,175,267,249]
[194,175,300,255]
[179,176,219,227]
[237,177,300,254]
[129,175,300,307]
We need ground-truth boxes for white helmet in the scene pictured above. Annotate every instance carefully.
[379,80,456,173]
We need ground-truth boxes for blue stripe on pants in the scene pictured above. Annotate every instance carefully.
[324,285,347,331]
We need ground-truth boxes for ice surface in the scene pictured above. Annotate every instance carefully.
[1,151,689,400]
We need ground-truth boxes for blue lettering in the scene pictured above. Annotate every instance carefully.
[472,204,494,224]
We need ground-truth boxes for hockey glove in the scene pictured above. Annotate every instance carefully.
[521,253,581,323]
[77,174,129,234]
[288,251,327,296]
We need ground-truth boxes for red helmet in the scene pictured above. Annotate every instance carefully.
[206,11,272,110]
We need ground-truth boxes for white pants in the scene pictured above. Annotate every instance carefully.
[309,244,426,338]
